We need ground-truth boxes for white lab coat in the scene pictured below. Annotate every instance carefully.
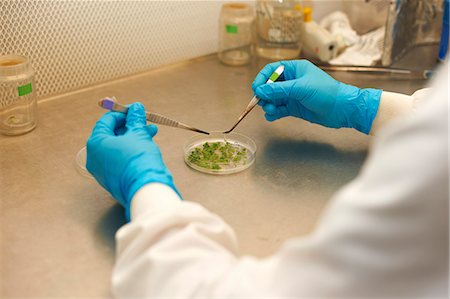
[112,62,448,298]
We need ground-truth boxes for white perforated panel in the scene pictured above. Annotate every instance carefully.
[0,1,235,100]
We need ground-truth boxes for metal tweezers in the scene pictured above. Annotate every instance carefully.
[98,97,209,135]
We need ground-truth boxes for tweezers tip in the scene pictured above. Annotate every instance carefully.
[195,129,210,135]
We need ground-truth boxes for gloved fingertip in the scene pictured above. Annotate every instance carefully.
[110,110,126,118]
[145,124,158,137]
[265,113,278,122]
[255,85,268,100]
[257,84,279,103]
[128,102,145,115]
[126,102,147,129]
[257,99,267,107]
[262,103,277,115]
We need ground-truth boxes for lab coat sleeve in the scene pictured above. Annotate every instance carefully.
[113,183,242,297]
[112,65,448,297]
[369,88,429,135]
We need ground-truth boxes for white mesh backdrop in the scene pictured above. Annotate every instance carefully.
[0,1,234,100]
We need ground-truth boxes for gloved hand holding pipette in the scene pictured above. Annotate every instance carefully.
[252,60,382,134]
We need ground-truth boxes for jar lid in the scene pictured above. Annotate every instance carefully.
[0,55,31,77]
[221,3,253,16]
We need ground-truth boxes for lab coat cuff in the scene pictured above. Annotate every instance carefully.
[130,183,183,221]
[369,91,416,135]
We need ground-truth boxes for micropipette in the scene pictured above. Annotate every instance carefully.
[98,98,210,135]
[222,65,284,134]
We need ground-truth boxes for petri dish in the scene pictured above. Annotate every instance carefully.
[184,131,256,175]
[75,146,94,179]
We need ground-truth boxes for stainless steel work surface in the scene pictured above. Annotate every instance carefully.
[1,50,435,297]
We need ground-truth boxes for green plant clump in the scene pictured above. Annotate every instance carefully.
[188,141,247,170]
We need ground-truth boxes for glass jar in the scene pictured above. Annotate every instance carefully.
[256,0,303,60]
[0,55,37,135]
[218,3,254,66]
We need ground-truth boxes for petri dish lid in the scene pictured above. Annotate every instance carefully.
[184,131,256,175]
[75,146,94,179]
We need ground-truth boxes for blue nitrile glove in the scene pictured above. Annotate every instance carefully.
[252,60,382,134]
[86,103,180,221]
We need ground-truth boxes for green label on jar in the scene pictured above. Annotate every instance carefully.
[18,83,32,96]
[226,24,238,34]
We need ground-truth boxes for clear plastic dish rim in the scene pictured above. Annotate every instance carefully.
[75,146,94,180]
